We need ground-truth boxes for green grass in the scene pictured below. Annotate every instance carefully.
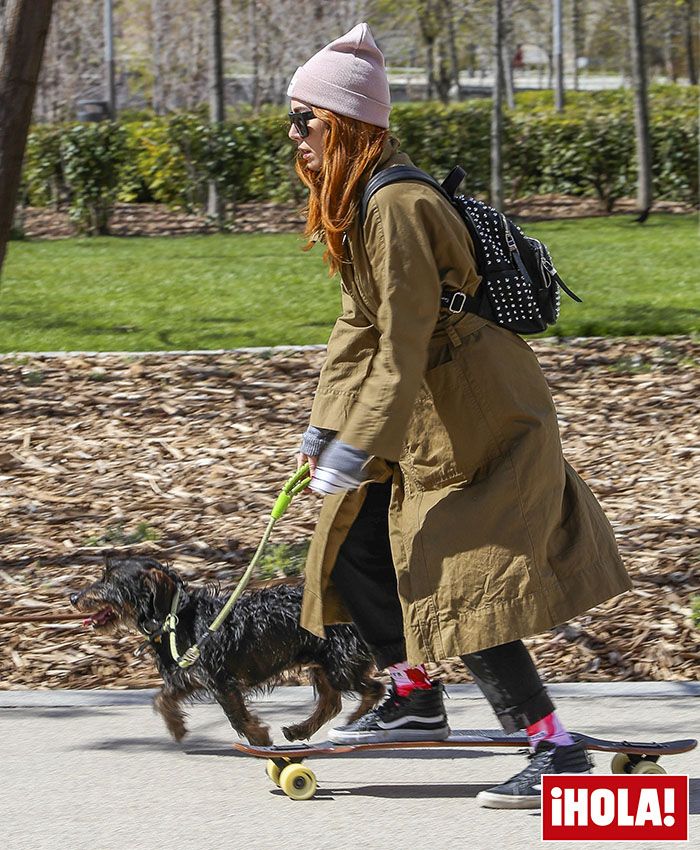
[531,214,700,337]
[1,213,698,352]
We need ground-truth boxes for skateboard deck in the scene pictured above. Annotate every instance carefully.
[233,730,697,800]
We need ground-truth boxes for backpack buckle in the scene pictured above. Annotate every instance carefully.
[447,291,467,313]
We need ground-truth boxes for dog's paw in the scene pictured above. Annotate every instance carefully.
[168,721,188,742]
[282,724,308,742]
[247,731,273,746]
[240,721,273,746]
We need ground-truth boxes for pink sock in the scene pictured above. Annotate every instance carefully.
[388,661,432,696]
[527,711,575,748]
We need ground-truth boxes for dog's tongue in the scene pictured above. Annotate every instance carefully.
[83,607,113,627]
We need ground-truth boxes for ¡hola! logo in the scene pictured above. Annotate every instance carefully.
[541,774,688,842]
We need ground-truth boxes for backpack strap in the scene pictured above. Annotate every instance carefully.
[358,162,481,319]
[441,165,466,198]
[360,164,455,227]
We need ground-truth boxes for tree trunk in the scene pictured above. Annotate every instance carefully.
[443,0,461,100]
[249,0,260,111]
[436,37,451,104]
[502,2,515,111]
[103,0,116,117]
[491,0,504,210]
[628,0,652,220]
[553,0,564,111]
[207,0,224,223]
[425,40,435,100]
[417,1,440,101]
[502,44,515,109]
[151,0,163,114]
[685,0,697,84]
[662,18,676,82]
[571,0,581,91]
[501,35,515,104]
[0,0,54,279]
[209,0,224,124]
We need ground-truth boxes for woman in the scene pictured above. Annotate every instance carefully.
[287,23,631,809]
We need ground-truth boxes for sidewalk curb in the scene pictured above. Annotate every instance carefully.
[1,681,698,708]
[0,337,619,360]
[0,345,328,359]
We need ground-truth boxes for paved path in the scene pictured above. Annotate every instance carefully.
[1,684,697,850]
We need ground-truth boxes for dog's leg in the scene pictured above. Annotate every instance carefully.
[214,688,272,746]
[282,666,342,742]
[344,669,385,724]
[153,682,198,741]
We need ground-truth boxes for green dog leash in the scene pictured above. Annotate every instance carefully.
[165,463,311,668]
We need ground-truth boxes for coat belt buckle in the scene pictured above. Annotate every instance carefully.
[447,291,467,313]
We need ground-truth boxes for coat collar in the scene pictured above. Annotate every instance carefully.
[341,136,413,252]
[370,136,412,176]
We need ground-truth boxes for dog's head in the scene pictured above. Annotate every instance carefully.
[70,556,184,636]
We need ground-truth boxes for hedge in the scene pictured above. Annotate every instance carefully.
[20,86,697,234]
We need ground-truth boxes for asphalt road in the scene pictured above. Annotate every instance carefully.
[1,683,698,850]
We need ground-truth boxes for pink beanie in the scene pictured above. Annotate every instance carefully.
[287,23,391,129]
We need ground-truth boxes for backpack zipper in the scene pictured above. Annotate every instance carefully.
[526,236,555,288]
[501,213,534,285]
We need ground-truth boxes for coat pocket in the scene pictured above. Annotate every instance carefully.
[400,359,501,491]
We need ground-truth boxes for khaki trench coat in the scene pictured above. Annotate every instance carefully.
[300,137,631,663]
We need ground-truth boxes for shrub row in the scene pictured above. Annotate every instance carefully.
[21,86,697,234]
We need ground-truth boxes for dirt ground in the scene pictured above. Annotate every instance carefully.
[0,337,698,690]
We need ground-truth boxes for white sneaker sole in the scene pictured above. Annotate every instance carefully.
[328,725,451,745]
[476,790,541,810]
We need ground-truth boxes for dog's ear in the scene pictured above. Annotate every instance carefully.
[143,567,178,620]
[103,554,121,577]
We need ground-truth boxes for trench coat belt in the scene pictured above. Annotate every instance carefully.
[440,311,488,350]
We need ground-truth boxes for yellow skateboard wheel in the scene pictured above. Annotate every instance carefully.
[611,753,631,774]
[266,759,284,786]
[279,763,318,801]
[631,760,666,775]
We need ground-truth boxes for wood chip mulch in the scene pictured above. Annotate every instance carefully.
[0,338,698,690]
[17,195,694,241]
[18,201,306,239]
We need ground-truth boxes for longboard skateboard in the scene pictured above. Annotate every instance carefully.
[232,729,697,800]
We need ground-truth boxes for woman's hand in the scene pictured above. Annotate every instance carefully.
[298,426,335,486]
[297,450,319,479]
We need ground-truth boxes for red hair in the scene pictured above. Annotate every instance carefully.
[294,109,389,276]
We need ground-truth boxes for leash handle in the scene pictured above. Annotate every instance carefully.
[271,463,311,520]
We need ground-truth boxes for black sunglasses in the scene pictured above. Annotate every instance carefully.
[288,109,316,138]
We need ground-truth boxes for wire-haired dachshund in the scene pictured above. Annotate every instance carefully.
[70,556,384,746]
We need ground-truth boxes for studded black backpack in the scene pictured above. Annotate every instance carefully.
[360,164,581,335]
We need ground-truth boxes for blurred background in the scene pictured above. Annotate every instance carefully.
[12,0,700,118]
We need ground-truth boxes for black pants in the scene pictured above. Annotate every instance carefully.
[331,480,555,734]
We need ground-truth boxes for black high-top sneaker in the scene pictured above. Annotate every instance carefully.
[328,681,450,744]
[477,740,593,809]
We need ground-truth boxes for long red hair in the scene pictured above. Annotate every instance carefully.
[294,109,389,276]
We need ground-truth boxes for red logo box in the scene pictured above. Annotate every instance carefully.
[542,774,688,842]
